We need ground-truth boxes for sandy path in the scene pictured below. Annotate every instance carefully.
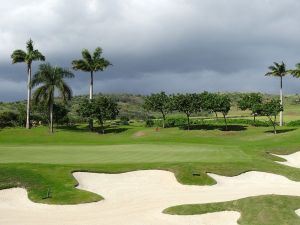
[1,170,300,225]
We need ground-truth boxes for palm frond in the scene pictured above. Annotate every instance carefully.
[11,50,26,64]
[26,39,34,52]
[72,59,91,72]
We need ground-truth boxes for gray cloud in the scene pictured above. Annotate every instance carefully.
[1,0,300,101]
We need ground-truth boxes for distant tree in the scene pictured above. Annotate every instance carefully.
[11,39,45,129]
[72,47,111,130]
[77,96,119,133]
[238,93,263,124]
[260,99,283,134]
[31,63,74,133]
[216,95,231,130]
[172,93,199,130]
[204,92,221,119]
[143,92,171,128]
[265,62,289,126]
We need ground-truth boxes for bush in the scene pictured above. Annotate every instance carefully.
[165,117,188,128]
[120,116,130,125]
[0,111,19,128]
[287,120,300,127]
[145,119,154,127]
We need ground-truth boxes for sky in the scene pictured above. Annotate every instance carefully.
[1,0,300,102]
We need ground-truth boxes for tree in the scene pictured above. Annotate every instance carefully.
[171,93,199,130]
[238,93,263,124]
[261,99,283,134]
[11,39,45,129]
[204,92,221,119]
[77,96,119,134]
[265,62,288,126]
[31,63,74,133]
[72,47,111,130]
[143,92,171,128]
[215,95,231,130]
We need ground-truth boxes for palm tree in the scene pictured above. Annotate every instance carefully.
[11,39,45,129]
[72,47,111,130]
[31,63,74,133]
[265,62,288,126]
[289,63,300,78]
[72,47,111,100]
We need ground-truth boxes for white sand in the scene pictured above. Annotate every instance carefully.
[273,151,300,217]
[274,151,300,168]
[2,170,300,225]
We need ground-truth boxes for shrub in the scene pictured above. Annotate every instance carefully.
[0,111,19,128]
[145,119,154,127]
[287,120,300,127]
[120,116,130,125]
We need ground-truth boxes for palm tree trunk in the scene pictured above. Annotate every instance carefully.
[49,100,54,133]
[279,76,283,126]
[89,71,94,130]
[26,65,32,129]
[90,71,94,100]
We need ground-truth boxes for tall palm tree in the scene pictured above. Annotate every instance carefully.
[11,39,45,129]
[31,63,74,133]
[72,47,111,100]
[265,62,288,126]
[72,47,111,130]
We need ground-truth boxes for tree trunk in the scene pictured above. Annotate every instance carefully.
[89,71,94,131]
[253,115,256,125]
[100,121,105,134]
[279,76,283,127]
[162,113,166,128]
[26,65,32,129]
[214,112,218,120]
[49,101,54,133]
[187,114,190,130]
[223,113,228,131]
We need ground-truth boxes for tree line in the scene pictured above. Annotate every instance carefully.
[144,92,282,134]
[8,39,300,134]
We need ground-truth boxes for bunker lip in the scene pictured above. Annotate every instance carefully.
[2,170,300,225]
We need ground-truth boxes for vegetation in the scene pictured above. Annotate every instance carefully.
[31,63,74,133]
[11,39,45,129]
[77,96,119,133]
[238,93,263,123]
[260,99,283,134]
[265,62,289,126]
[143,92,171,128]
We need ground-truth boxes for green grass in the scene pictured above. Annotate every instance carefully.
[1,124,300,224]
[164,195,300,225]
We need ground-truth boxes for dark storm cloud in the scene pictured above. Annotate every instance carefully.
[1,0,300,101]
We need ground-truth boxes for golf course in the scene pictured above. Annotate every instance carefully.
[2,1,300,224]
[1,116,300,224]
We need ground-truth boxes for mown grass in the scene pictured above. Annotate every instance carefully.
[164,195,300,225]
[1,124,300,224]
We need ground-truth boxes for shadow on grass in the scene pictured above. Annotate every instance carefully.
[56,125,131,134]
[181,124,247,131]
[265,128,297,134]
[96,127,131,134]
[57,125,90,133]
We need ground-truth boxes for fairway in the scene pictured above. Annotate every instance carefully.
[0,144,246,164]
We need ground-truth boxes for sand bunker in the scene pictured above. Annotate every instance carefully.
[1,170,300,225]
[274,151,300,168]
